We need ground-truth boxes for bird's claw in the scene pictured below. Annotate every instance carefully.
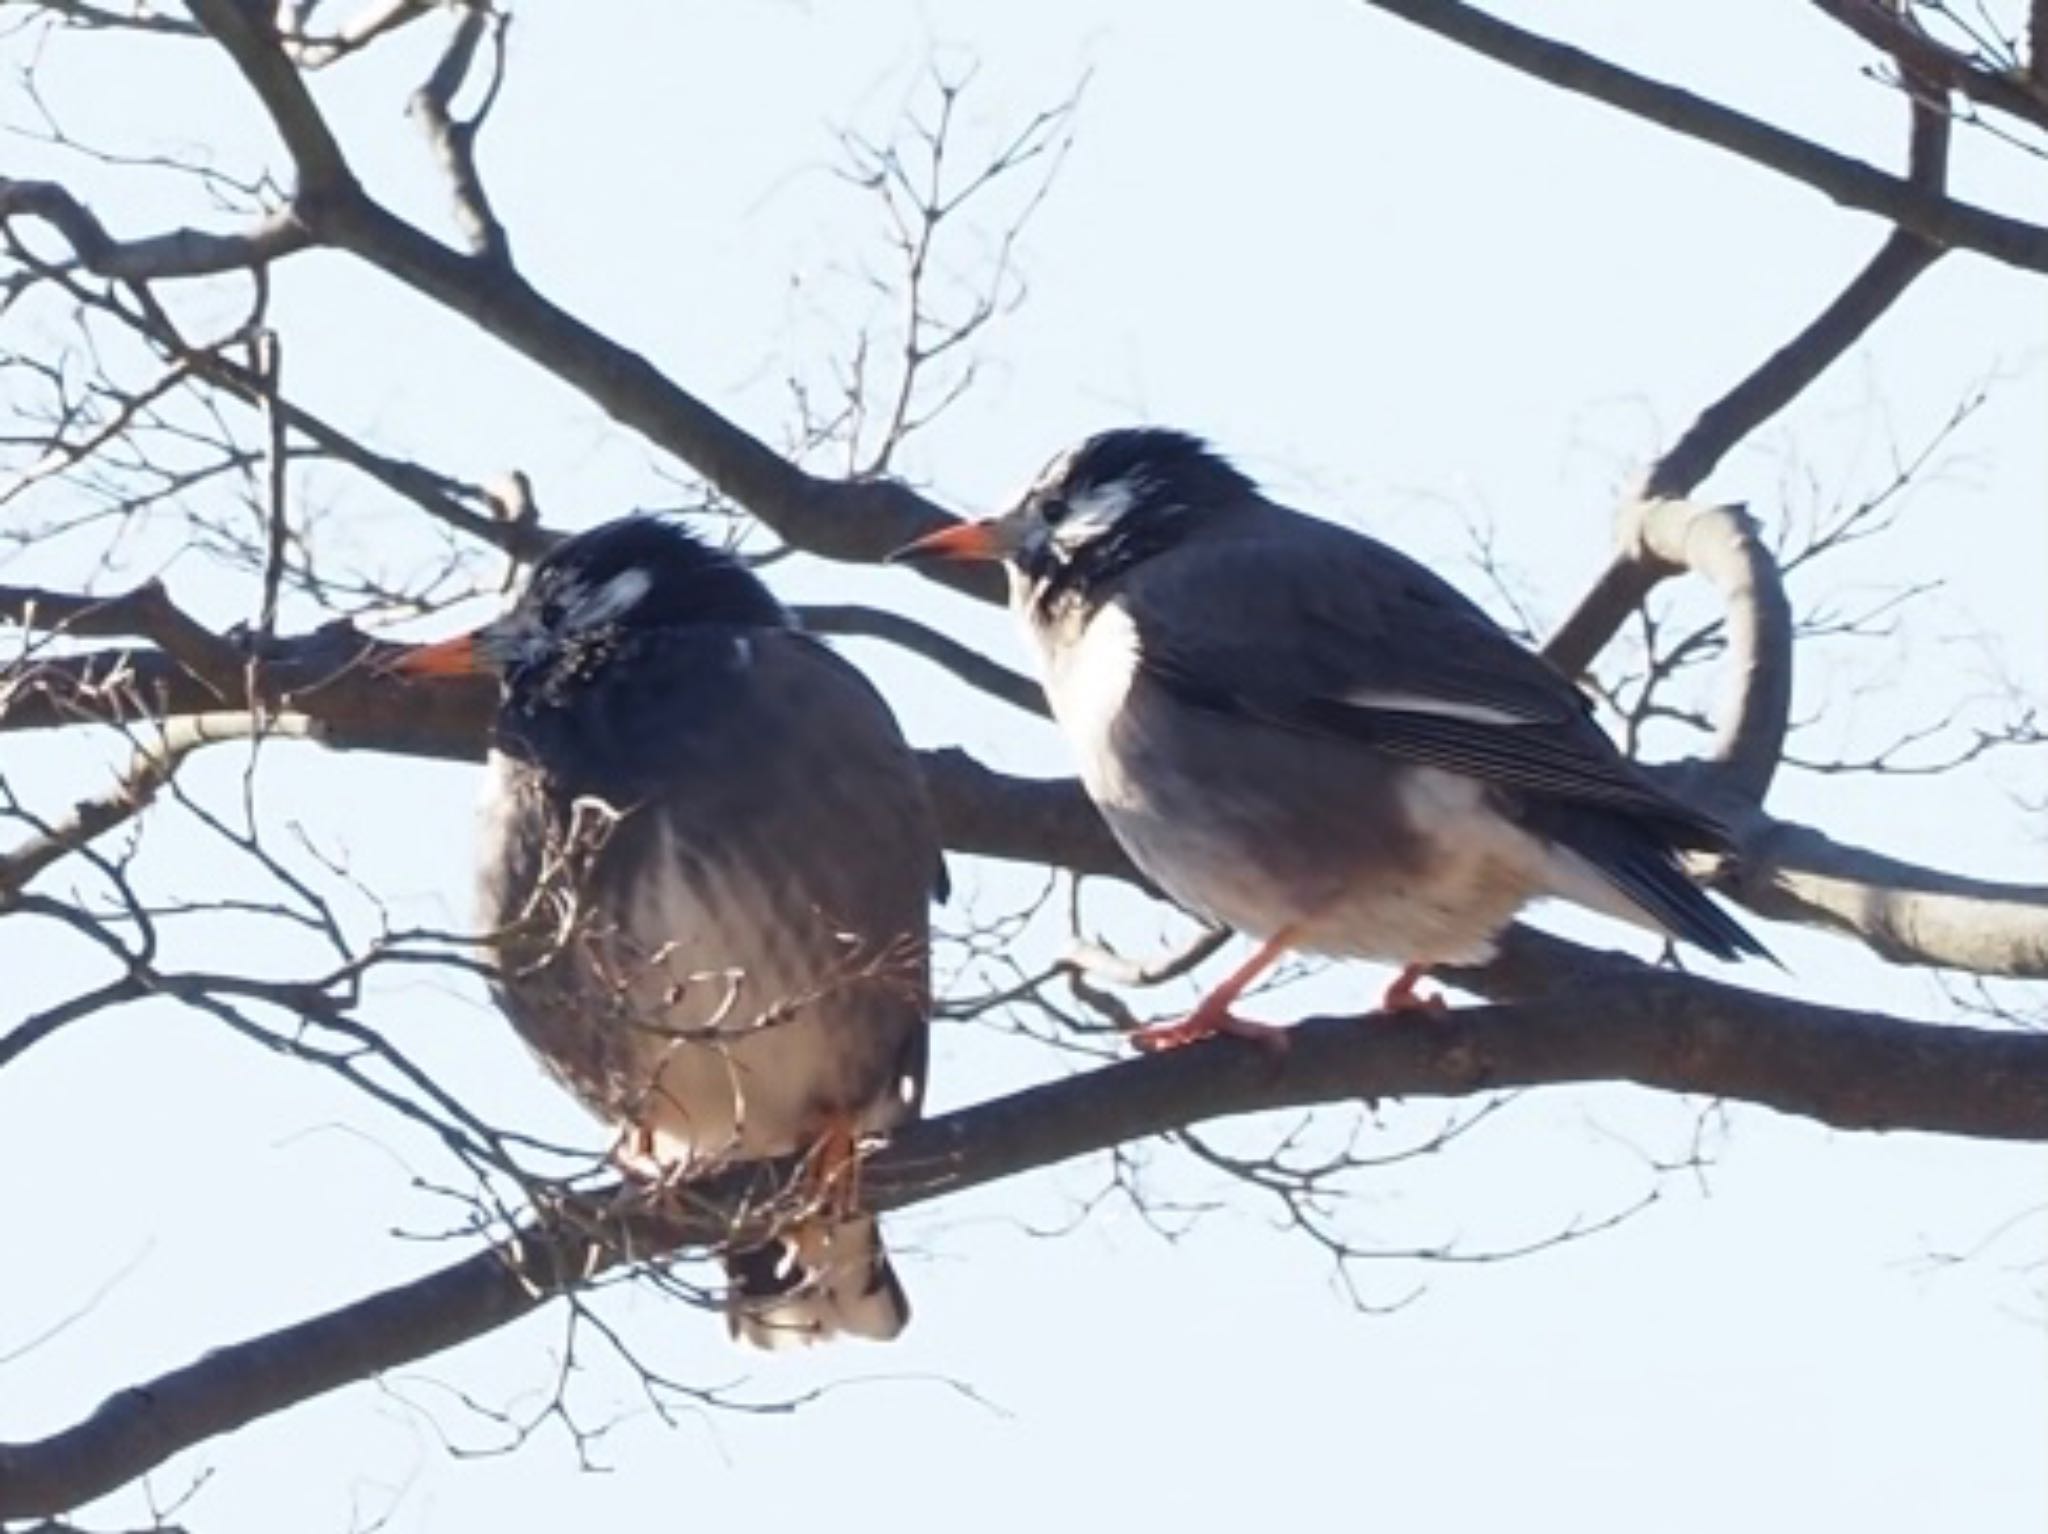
[1379,963,1449,1014]
[1130,1008,1291,1054]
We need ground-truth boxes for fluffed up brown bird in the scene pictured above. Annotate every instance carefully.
[390,516,945,1345]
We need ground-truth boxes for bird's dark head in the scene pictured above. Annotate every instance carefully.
[889,427,1254,606]
[385,516,786,686]
[516,517,785,648]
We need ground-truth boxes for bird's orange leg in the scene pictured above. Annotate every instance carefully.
[793,1114,863,1223]
[1131,926,1301,1054]
[1380,962,1449,1013]
[755,1113,867,1287]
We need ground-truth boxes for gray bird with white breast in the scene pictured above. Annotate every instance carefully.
[389,517,943,1347]
[894,428,1764,1050]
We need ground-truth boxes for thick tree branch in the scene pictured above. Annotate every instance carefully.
[185,0,356,202]
[1539,498,1794,808]
[1532,499,2048,973]
[1539,557,1662,683]
[2,973,2043,1517]
[1631,500,1794,804]
[185,0,1005,603]
[917,746,1134,881]
[1728,812,2048,977]
[0,592,1109,878]
[0,614,491,761]
[1353,0,2048,271]
[0,583,240,681]
[6,618,2045,973]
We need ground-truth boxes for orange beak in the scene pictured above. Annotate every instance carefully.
[887,519,1013,565]
[380,633,485,678]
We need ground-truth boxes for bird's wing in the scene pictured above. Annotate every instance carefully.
[1125,517,1728,847]
[782,633,951,904]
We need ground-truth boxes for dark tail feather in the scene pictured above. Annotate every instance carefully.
[1539,809,1774,964]
[723,1213,909,1351]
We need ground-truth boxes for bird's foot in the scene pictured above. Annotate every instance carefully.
[1379,963,1449,1014]
[792,1116,864,1225]
[1131,1000,1291,1055]
[610,1124,671,1183]
[742,1117,868,1294]
[604,1127,706,1220]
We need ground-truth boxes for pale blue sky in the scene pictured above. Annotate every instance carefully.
[2,2,2043,1530]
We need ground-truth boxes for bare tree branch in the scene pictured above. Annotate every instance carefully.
[0,582,241,680]
[1644,235,1948,501]
[0,615,489,760]
[1,10,2037,1524]
[0,976,145,1076]
[187,0,357,203]
[7,606,2045,975]
[2,969,2042,1517]
[1539,556,1666,684]
[0,178,310,282]
[183,0,1006,602]
[1729,813,2048,976]
[1353,0,2048,271]
[178,342,546,560]
[1646,54,1953,501]
[1544,63,1952,682]
[281,0,436,70]
[0,721,202,902]
[1532,497,1796,813]
[406,3,511,263]
[916,746,1138,880]
[1639,500,1794,804]
[19,0,205,35]
[0,359,192,509]
[1814,0,2048,133]
[1,182,550,573]
[310,201,999,593]
[797,603,1047,717]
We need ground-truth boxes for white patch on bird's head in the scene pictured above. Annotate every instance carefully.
[569,567,653,628]
[1010,460,1157,575]
[1046,476,1143,558]
[530,565,654,636]
[1004,431,1233,614]
[479,565,657,669]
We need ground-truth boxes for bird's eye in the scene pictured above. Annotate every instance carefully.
[1039,495,1070,526]
[538,595,569,628]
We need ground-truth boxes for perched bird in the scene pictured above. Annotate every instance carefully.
[894,427,1764,1050]
[387,517,944,1346]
